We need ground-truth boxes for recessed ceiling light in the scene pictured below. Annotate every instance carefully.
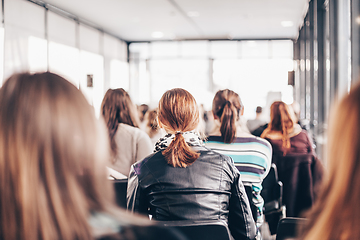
[187,11,200,17]
[281,21,294,27]
[151,31,164,38]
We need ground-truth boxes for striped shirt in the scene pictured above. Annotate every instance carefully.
[206,135,272,227]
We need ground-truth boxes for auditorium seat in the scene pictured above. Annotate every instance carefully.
[261,163,286,235]
[276,217,307,240]
[112,179,128,209]
[157,220,232,240]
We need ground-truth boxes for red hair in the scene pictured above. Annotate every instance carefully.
[157,89,200,168]
[261,101,294,155]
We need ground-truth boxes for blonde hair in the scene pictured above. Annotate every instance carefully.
[261,101,294,155]
[157,88,200,168]
[301,83,360,240]
[0,73,129,240]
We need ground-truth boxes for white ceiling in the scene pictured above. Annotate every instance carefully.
[41,0,309,42]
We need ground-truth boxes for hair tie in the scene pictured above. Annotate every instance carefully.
[175,131,183,135]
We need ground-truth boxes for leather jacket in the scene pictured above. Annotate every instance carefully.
[127,146,256,240]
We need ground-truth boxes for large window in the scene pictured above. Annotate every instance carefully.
[130,40,294,120]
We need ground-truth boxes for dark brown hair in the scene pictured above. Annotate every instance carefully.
[101,88,140,157]
[157,88,200,168]
[301,82,360,240]
[0,72,116,240]
[212,89,243,143]
[261,101,294,154]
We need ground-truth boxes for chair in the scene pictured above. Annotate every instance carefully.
[157,220,232,240]
[273,153,324,217]
[275,217,307,240]
[112,179,128,209]
[261,164,286,235]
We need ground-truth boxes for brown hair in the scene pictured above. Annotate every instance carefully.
[145,109,159,138]
[212,89,243,143]
[301,83,360,240]
[0,72,121,240]
[157,88,200,168]
[261,101,294,154]
[101,88,140,157]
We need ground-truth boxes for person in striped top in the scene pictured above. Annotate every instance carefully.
[205,89,272,235]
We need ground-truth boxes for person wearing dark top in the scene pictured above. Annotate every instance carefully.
[127,88,256,240]
[261,101,313,156]
[0,72,185,240]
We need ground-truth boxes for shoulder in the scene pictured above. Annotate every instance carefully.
[119,124,150,140]
[131,152,160,175]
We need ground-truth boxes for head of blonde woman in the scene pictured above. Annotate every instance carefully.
[302,82,360,240]
[0,72,113,240]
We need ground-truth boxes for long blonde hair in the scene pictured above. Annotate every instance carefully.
[261,101,294,155]
[301,83,360,240]
[157,88,200,168]
[0,73,125,240]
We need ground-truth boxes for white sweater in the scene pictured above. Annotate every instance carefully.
[110,123,153,176]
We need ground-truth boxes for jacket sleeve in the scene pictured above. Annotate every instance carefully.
[126,165,148,215]
[228,169,257,240]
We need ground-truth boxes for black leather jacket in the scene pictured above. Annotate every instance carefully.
[127,146,256,240]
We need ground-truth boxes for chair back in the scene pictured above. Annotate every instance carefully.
[274,153,323,217]
[112,179,128,209]
[275,217,307,240]
[157,220,232,240]
[261,164,283,214]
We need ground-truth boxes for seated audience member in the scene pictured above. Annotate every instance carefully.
[206,90,272,233]
[0,72,185,240]
[143,108,164,146]
[301,83,360,240]
[127,88,256,240]
[261,101,314,156]
[247,106,266,133]
[101,89,152,176]
[261,101,322,217]
[138,103,149,123]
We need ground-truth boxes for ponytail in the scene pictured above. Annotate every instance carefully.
[220,101,237,143]
[261,101,294,155]
[163,132,200,168]
[158,88,200,168]
[279,104,292,154]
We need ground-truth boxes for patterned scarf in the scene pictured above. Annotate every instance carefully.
[154,131,204,152]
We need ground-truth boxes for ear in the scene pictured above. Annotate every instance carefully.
[240,107,244,116]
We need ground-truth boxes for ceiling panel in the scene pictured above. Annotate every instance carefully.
[41,0,309,41]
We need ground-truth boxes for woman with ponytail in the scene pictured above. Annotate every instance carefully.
[206,89,272,235]
[260,101,313,157]
[101,88,152,176]
[127,88,256,240]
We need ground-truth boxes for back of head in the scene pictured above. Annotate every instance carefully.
[261,101,294,154]
[0,72,113,240]
[212,89,243,143]
[256,106,262,114]
[301,83,360,240]
[101,88,139,157]
[145,109,159,138]
[158,88,200,168]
